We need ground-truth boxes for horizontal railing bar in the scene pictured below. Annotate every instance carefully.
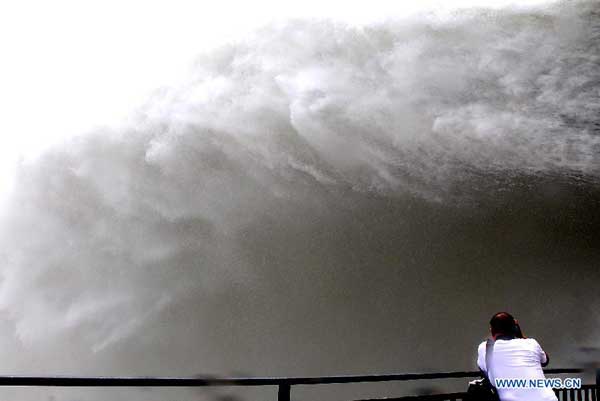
[0,369,583,387]
[356,391,469,401]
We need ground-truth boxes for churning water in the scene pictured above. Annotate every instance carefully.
[0,1,599,400]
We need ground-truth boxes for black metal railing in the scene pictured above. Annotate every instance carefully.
[357,384,599,401]
[0,368,595,401]
[555,385,598,401]
[363,384,599,401]
[354,369,598,401]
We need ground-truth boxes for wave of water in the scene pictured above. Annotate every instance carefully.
[0,1,599,400]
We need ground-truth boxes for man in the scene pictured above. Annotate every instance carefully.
[477,312,557,401]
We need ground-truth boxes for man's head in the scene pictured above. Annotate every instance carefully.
[490,311,517,337]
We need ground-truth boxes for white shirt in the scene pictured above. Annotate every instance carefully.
[477,338,557,401]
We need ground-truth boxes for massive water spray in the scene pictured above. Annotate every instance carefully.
[0,1,599,400]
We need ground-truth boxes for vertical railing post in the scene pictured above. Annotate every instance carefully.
[595,368,599,401]
[278,383,291,401]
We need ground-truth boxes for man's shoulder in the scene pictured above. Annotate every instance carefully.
[522,337,543,349]
[516,337,541,346]
[497,337,542,350]
[477,340,487,353]
[478,337,541,348]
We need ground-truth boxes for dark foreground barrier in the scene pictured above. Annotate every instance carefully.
[355,370,599,401]
[356,384,598,401]
[0,368,595,401]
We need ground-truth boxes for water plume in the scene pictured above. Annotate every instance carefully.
[0,1,599,400]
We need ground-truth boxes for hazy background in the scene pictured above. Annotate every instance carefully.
[0,0,598,400]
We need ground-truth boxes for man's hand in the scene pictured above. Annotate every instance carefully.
[514,321,525,338]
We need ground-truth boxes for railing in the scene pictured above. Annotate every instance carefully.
[357,385,599,401]
[356,385,598,401]
[0,368,595,401]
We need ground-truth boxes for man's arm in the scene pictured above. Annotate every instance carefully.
[477,342,486,372]
[541,351,550,367]
[533,339,550,367]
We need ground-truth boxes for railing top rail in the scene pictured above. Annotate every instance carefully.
[0,369,584,387]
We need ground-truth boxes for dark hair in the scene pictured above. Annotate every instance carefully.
[490,312,516,336]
